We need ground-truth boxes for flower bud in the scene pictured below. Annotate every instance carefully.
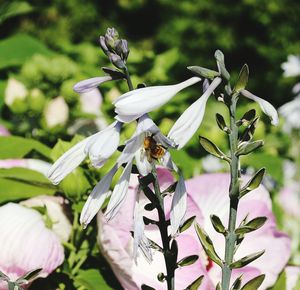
[108,53,125,69]
[99,36,109,55]
[105,27,119,50]
[115,39,129,61]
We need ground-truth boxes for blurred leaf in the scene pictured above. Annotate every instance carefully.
[241,274,265,290]
[272,271,286,290]
[230,250,264,269]
[0,34,54,70]
[187,66,220,80]
[184,275,204,290]
[177,255,198,267]
[0,136,50,158]
[0,1,33,25]
[74,269,112,290]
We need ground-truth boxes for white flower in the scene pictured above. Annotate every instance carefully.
[79,88,103,116]
[241,89,279,126]
[73,76,113,93]
[281,55,300,77]
[279,95,300,132]
[47,121,122,184]
[4,78,28,106]
[44,96,69,128]
[168,77,222,149]
[80,114,177,227]
[114,77,201,123]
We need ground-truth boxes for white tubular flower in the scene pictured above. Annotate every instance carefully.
[114,77,201,123]
[73,76,113,93]
[170,174,187,237]
[168,77,222,149]
[281,55,300,78]
[241,89,279,126]
[47,121,122,185]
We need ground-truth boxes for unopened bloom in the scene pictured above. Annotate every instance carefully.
[4,78,28,106]
[0,203,64,290]
[44,96,69,128]
[114,77,201,123]
[47,121,122,184]
[281,55,300,77]
[73,76,113,94]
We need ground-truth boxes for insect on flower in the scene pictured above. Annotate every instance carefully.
[143,134,166,162]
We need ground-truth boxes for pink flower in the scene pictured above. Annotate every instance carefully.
[97,169,291,289]
[0,203,64,289]
[0,125,10,136]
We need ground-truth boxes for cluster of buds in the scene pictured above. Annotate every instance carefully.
[99,28,129,69]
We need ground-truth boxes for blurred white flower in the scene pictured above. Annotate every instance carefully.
[279,95,300,132]
[44,96,69,128]
[79,88,103,116]
[73,76,112,93]
[281,55,300,77]
[4,78,28,106]
[0,203,64,289]
[114,77,201,123]
[21,195,72,242]
[202,155,225,173]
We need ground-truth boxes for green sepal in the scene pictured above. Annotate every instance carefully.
[240,274,265,290]
[236,109,256,126]
[240,168,265,197]
[216,113,230,133]
[199,136,230,163]
[233,64,249,93]
[184,275,204,290]
[210,214,226,235]
[194,223,222,267]
[187,66,220,80]
[236,140,264,156]
[230,250,265,269]
[179,216,196,233]
[230,275,243,290]
[214,50,230,80]
[177,255,199,267]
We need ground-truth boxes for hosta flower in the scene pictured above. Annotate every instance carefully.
[73,76,113,94]
[281,55,300,78]
[0,203,64,289]
[114,77,201,123]
[47,121,122,184]
[44,96,69,128]
[80,114,179,228]
[79,87,103,116]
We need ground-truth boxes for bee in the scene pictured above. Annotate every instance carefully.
[143,135,166,161]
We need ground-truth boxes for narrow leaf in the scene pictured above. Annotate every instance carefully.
[184,275,204,290]
[233,64,249,93]
[239,117,260,142]
[236,140,264,156]
[102,67,125,79]
[237,109,256,126]
[210,214,226,234]
[216,113,230,133]
[216,282,222,290]
[241,274,265,290]
[199,136,230,162]
[235,215,267,235]
[230,275,243,290]
[240,168,265,197]
[177,255,199,267]
[179,216,196,233]
[187,66,220,80]
[194,223,222,267]
[230,250,265,269]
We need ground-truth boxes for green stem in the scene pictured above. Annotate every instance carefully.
[124,66,134,91]
[221,97,240,290]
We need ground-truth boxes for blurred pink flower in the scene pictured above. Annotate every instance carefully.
[97,169,291,289]
[278,182,300,219]
[285,266,300,290]
[0,203,64,289]
[0,125,10,136]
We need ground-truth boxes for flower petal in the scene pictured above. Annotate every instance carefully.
[80,165,118,227]
[135,146,152,176]
[114,77,201,123]
[105,161,133,220]
[241,89,279,126]
[73,76,112,93]
[168,77,222,149]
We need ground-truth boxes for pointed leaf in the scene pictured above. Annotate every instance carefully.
[237,109,256,126]
[199,136,230,162]
[210,214,226,234]
[236,140,264,156]
[230,250,265,269]
[233,64,249,93]
[102,67,125,79]
[188,66,220,80]
[179,216,196,233]
[241,274,265,290]
[216,282,222,290]
[214,50,230,80]
[194,223,222,267]
[177,255,199,267]
[240,168,265,197]
[230,275,243,290]
[235,215,267,235]
[239,117,260,142]
[216,113,230,133]
[184,275,204,290]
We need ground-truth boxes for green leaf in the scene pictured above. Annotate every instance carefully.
[0,2,33,25]
[230,275,243,290]
[236,140,264,156]
[177,255,198,267]
[74,269,112,290]
[216,113,230,133]
[179,216,196,233]
[0,34,54,70]
[240,168,265,197]
[187,66,220,80]
[237,109,256,126]
[239,117,260,142]
[272,271,286,290]
[199,136,230,162]
[241,274,265,290]
[210,214,226,234]
[0,136,50,159]
[216,282,222,290]
[194,223,222,267]
[233,64,249,93]
[214,50,230,80]
[230,250,265,269]
[184,275,204,290]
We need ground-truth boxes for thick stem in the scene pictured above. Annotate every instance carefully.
[124,66,134,91]
[221,97,240,290]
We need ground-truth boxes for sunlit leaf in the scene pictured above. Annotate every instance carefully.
[230,250,265,269]
[240,274,265,290]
